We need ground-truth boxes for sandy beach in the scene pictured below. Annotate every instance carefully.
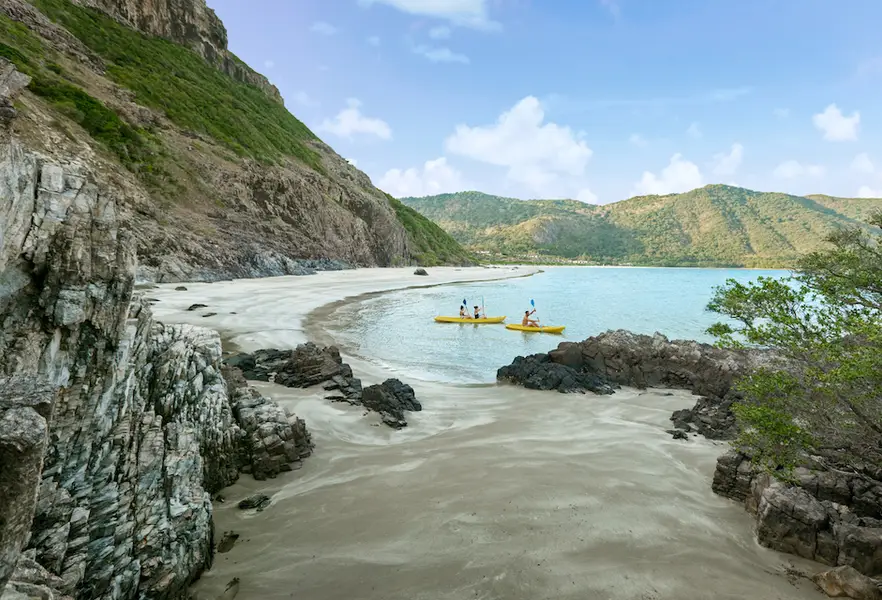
[147,267,824,600]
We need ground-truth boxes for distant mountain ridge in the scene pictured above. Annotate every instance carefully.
[401,186,882,267]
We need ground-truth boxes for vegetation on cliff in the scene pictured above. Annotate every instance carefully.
[386,195,474,266]
[0,0,470,271]
[708,213,882,477]
[402,186,882,267]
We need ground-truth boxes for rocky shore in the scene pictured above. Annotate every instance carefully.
[225,344,423,429]
[0,78,318,598]
[497,330,882,589]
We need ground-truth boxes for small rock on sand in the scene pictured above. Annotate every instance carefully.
[237,494,271,511]
[812,566,882,600]
[217,531,240,553]
[187,303,208,311]
[414,268,428,276]
[175,286,188,291]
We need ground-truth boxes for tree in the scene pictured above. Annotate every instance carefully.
[707,214,882,479]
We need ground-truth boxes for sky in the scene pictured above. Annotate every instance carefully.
[209,0,882,204]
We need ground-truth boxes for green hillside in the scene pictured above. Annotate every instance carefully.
[0,0,472,270]
[402,186,882,267]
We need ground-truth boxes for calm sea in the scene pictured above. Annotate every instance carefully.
[324,267,790,384]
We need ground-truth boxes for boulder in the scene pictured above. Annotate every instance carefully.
[237,495,271,511]
[497,354,615,395]
[812,566,882,600]
[361,379,422,429]
[226,343,358,391]
[414,268,428,276]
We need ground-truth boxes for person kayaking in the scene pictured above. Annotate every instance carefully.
[459,305,471,319]
[522,308,539,327]
[473,305,484,319]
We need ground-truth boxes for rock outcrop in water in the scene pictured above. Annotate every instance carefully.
[0,70,312,599]
[497,329,763,439]
[226,346,424,428]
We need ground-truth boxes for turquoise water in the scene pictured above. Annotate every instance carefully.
[326,267,790,384]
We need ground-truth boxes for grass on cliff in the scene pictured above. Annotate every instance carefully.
[386,195,474,266]
[0,17,157,173]
[30,0,323,171]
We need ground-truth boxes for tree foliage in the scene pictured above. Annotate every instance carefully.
[708,213,882,477]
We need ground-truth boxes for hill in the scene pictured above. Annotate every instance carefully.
[0,0,471,281]
[401,186,882,267]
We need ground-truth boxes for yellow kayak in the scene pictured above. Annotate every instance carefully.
[505,324,566,334]
[434,316,506,324]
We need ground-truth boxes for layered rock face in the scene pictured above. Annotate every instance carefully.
[714,452,882,577]
[71,0,283,103]
[0,77,312,598]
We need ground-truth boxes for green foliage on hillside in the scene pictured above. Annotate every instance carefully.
[708,214,882,478]
[29,0,323,171]
[0,16,156,173]
[386,195,474,266]
[402,186,882,267]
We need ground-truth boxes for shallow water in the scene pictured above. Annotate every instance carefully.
[146,268,821,600]
[323,267,789,383]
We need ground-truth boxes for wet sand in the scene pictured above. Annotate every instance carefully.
[148,268,823,600]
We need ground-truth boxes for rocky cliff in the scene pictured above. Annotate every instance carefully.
[71,0,282,103]
[0,0,471,283]
[0,66,312,599]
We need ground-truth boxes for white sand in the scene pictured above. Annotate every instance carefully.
[147,267,824,600]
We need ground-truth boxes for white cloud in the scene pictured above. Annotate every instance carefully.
[857,185,882,198]
[773,160,825,179]
[367,35,381,46]
[686,122,702,139]
[357,0,500,31]
[632,154,703,196]
[576,188,598,203]
[429,25,452,39]
[264,60,275,70]
[413,45,469,64]
[851,153,875,174]
[290,91,318,107]
[378,157,465,197]
[629,133,648,147]
[310,21,337,35]
[318,98,392,140]
[444,96,593,194]
[711,143,744,176]
[813,104,860,141]
[347,158,358,167]
[774,107,790,118]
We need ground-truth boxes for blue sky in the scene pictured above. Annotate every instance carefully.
[210,0,882,204]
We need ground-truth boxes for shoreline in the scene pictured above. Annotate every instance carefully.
[146,266,827,600]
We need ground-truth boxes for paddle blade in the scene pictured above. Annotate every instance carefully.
[530,299,535,307]
[463,298,467,306]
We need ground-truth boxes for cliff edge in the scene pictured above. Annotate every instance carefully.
[0,0,472,283]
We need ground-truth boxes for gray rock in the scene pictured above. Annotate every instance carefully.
[497,353,615,395]
[812,566,882,600]
[414,268,428,276]
[0,378,55,592]
[361,379,422,429]
[713,452,882,577]
[237,495,270,511]
[0,145,313,600]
